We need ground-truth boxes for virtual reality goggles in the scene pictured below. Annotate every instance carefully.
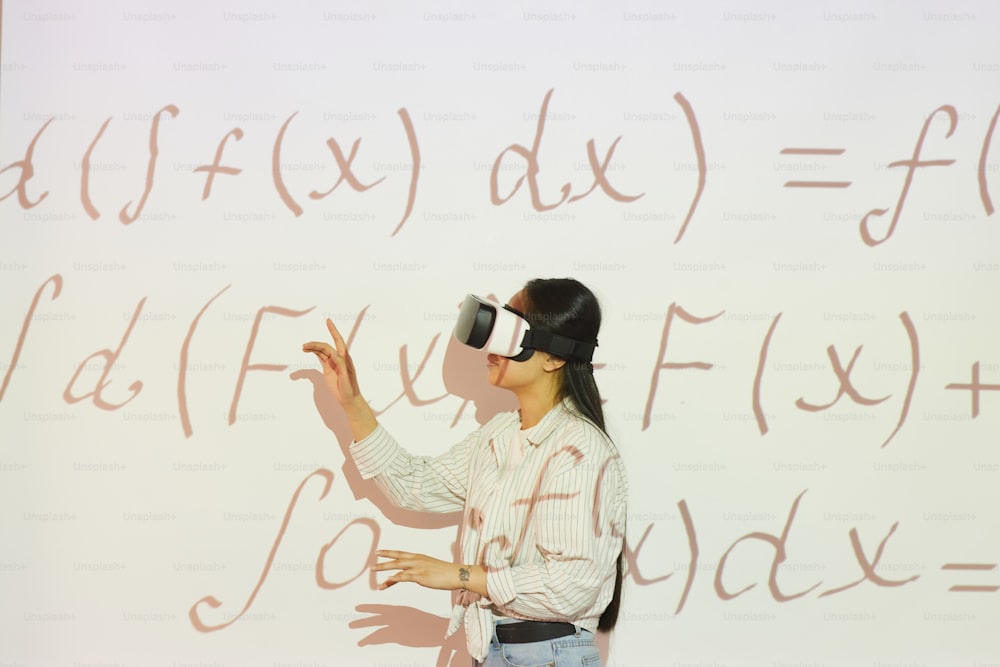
[453,294,597,362]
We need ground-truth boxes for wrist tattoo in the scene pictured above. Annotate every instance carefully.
[459,566,470,590]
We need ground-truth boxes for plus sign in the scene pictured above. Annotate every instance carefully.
[945,362,1000,418]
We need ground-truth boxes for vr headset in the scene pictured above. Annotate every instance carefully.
[453,294,597,362]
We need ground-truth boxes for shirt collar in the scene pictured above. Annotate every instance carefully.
[520,397,576,448]
[484,398,581,468]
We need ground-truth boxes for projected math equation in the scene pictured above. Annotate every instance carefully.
[4,91,998,244]
[2,276,996,448]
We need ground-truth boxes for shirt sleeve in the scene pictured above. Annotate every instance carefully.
[485,429,628,621]
[349,422,482,514]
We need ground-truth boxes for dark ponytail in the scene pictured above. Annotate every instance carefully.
[521,278,624,632]
[599,552,624,632]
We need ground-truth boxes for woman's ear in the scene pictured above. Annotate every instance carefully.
[542,354,567,373]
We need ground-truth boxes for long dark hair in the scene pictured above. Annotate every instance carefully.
[520,277,624,632]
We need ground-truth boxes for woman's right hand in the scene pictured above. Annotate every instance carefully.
[302,318,377,439]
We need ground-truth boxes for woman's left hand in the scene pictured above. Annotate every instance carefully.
[373,550,470,592]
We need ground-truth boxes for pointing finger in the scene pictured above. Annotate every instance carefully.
[327,318,350,356]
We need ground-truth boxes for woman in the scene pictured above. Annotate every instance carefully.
[303,278,627,666]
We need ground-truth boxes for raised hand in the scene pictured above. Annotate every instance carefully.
[302,318,377,441]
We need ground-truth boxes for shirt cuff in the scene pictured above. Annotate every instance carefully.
[485,563,538,608]
[348,423,397,480]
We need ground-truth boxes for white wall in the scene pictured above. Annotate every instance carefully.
[2,2,999,665]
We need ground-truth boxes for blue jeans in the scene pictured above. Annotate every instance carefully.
[477,621,601,667]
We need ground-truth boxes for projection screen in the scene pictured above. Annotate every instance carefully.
[2,1,999,665]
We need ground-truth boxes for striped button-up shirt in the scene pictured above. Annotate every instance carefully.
[350,399,628,660]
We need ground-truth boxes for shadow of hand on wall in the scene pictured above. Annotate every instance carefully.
[351,604,467,667]
[290,368,459,530]
[349,603,611,667]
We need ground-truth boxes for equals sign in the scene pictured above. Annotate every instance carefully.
[780,148,851,188]
[941,562,1000,592]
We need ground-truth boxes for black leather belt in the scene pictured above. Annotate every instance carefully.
[495,621,577,644]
